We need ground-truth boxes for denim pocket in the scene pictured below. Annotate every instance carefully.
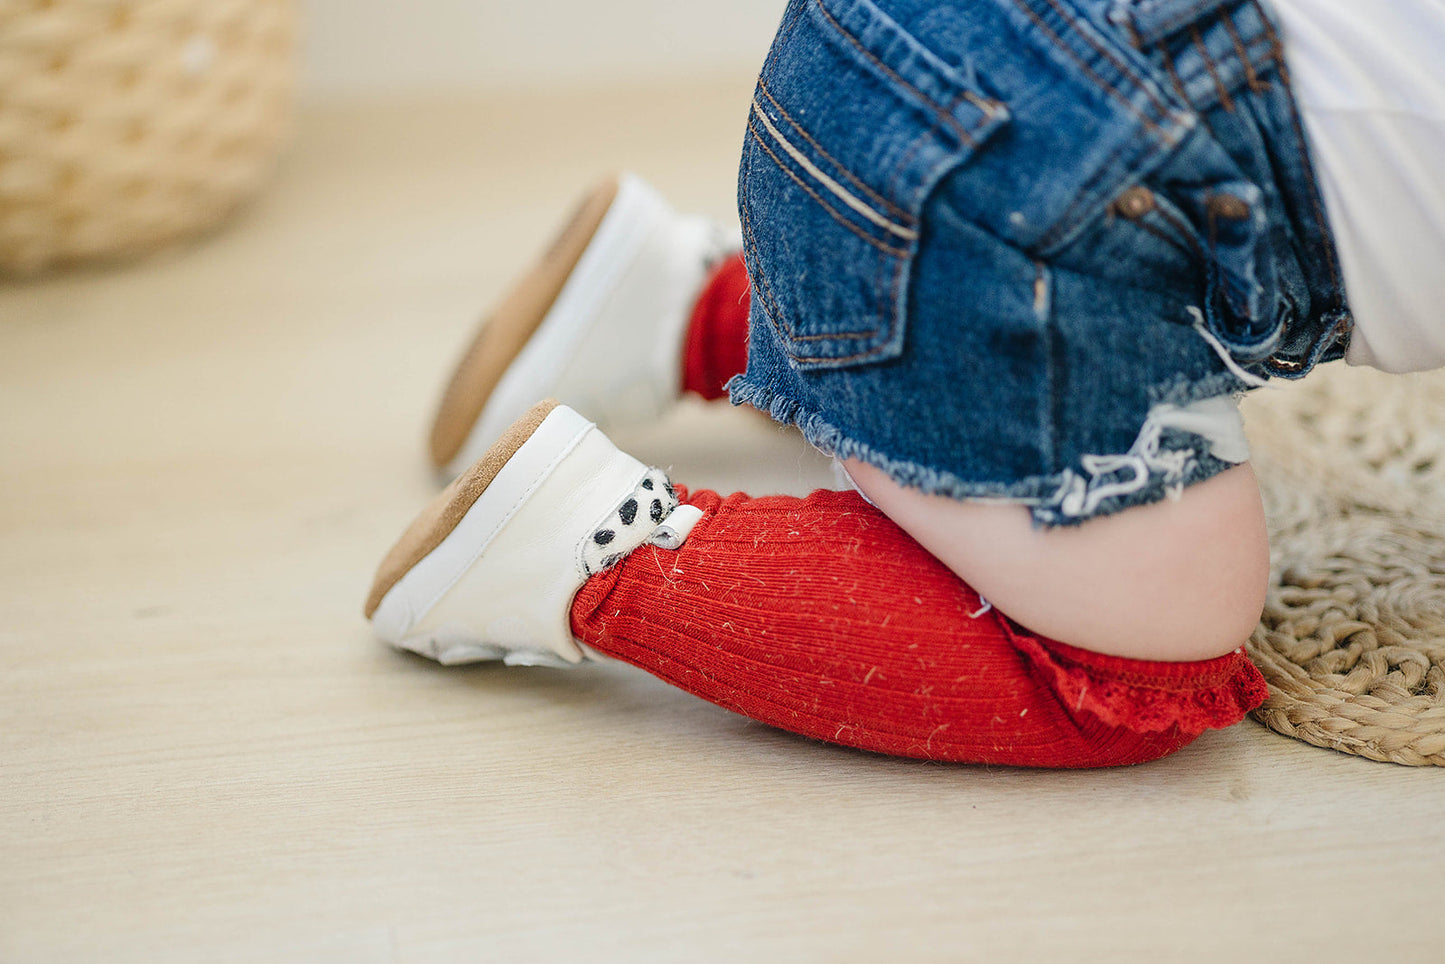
[1109,176,1282,357]
[1179,180,1281,354]
[740,0,1009,369]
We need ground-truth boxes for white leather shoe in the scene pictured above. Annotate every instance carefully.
[428,174,735,480]
[368,400,703,666]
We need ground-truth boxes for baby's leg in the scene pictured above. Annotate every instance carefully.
[367,401,1266,766]
[572,483,1267,767]
[844,460,1270,663]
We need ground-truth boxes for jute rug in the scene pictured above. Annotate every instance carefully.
[1241,363,1445,766]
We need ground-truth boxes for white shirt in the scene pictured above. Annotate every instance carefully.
[1269,0,1445,373]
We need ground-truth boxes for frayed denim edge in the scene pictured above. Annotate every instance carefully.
[726,374,1238,529]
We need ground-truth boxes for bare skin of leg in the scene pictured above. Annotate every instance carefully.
[843,460,1270,662]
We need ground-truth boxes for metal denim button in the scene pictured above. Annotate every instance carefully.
[1207,192,1251,221]
[1115,186,1155,219]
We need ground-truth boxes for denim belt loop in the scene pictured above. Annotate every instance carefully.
[1108,0,1243,49]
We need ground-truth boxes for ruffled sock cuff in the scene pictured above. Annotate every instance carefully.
[1005,621,1269,735]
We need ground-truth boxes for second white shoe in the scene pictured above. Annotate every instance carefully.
[428,174,734,480]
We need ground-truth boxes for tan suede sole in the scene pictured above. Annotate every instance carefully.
[366,399,560,619]
[427,176,622,470]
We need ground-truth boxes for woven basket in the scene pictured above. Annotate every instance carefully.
[0,0,296,274]
[1243,365,1445,766]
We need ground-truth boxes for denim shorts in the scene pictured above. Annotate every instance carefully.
[728,0,1353,525]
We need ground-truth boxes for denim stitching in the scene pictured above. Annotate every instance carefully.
[813,0,982,137]
[1133,214,1196,260]
[888,130,931,215]
[879,240,898,360]
[1029,11,1216,260]
[1240,32,1276,83]
[740,136,897,357]
[739,203,809,351]
[1189,23,1236,112]
[738,150,798,346]
[1237,30,1273,64]
[1221,14,1267,92]
[1008,0,1176,145]
[1202,197,1246,321]
[1247,0,1286,75]
[761,0,809,77]
[742,206,897,368]
[1129,0,1237,47]
[1043,0,1173,117]
[1158,42,1190,103]
[1044,276,1063,473]
[739,230,786,349]
[1114,4,1143,49]
[1034,126,1172,254]
[747,114,912,259]
[1108,188,1202,265]
[789,343,898,365]
[874,117,958,368]
[1250,0,1342,293]
[750,101,919,242]
[740,193,888,349]
[810,0,989,145]
[1153,199,1206,262]
[885,85,973,218]
[757,79,915,224]
[788,18,954,366]
[887,249,904,361]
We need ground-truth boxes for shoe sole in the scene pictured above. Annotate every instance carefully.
[428,174,666,473]
[367,398,560,622]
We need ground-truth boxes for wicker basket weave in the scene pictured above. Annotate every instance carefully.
[0,0,295,274]
[1243,365,1445,766]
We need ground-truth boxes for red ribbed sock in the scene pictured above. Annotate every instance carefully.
[681,253,751,400]
[571,487,1267,767]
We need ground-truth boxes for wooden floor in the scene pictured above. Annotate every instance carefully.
[3,83,1442,962]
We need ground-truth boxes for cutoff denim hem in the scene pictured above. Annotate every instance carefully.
[734,0,1353,527]
[728,373,1237,527]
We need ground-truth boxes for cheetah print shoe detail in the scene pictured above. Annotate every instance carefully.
[582,468,700,574]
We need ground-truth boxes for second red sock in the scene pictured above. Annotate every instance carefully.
[681,253,751,400]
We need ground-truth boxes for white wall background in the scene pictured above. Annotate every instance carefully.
[302,0,789,97]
